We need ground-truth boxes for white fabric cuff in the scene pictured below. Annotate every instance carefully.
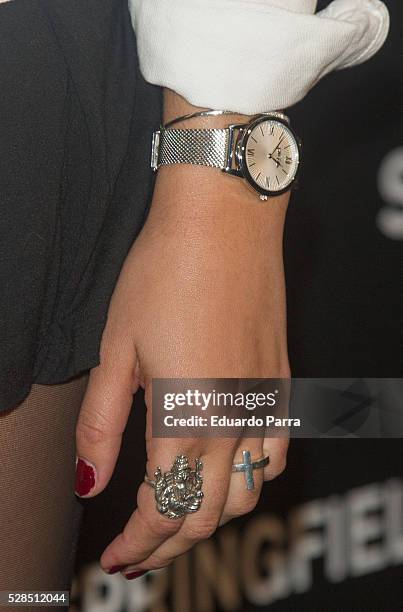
[129,0,389,114]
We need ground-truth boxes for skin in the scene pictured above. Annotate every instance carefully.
[75,90,290,576]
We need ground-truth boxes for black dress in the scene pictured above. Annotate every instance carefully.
[0,0,162,412]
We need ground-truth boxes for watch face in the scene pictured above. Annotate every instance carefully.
[241,117,300,196]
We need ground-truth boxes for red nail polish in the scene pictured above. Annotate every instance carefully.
[125,570,147,580]
[75,458,96,496]
[105,566,124,575]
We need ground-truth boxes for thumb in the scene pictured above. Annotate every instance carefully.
[74,326,139,498]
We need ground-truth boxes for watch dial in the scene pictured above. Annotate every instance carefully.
[244,119,299,193]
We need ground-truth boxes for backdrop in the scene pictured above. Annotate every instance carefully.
[71,1,403,610]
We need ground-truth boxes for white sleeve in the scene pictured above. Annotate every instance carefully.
[128,0,389,115]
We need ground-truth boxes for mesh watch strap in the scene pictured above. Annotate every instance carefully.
[151,128,230,170]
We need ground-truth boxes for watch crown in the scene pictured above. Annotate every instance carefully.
[259,195,268,201]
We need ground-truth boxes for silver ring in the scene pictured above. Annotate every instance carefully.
[232,450,270,490]
[144,455,204,520]
[164,109,289,129]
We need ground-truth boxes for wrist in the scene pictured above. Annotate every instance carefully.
[144,165,289,261]
[154,163,289,217]
[150,89,291,249]
[159,89,299,204]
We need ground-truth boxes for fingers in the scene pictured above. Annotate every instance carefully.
[99,436,288,575]
[100,439,200,569]
[101,449,233,575]
[262,437,289,481]
[219,440,264,526]
[75,323,139,497]
[100,481,185,571]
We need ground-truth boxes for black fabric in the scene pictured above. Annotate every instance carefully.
[0,0,162,412]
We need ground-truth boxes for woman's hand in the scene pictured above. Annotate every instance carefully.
[74,92,290,577]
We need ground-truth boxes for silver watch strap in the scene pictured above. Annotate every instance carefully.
[151,128,230,171]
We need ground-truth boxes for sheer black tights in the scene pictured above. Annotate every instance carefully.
[0,373,89,610]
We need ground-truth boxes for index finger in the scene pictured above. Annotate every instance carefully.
[100,480,185,572]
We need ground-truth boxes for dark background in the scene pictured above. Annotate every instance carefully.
[72,1,403,610]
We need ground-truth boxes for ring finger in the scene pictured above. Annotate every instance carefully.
[220,439,265,526]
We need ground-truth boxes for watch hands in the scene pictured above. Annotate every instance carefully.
[266,135,287,172]
[267,155,287,175]
[268,135,285,158]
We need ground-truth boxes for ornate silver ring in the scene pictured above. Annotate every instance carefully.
[145,455,204,520]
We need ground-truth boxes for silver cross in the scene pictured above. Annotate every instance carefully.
[239,451,254,490]
[232,450,270,490]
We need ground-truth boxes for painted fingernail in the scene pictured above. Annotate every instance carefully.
[105,566,124,575]
[75,457,96,497]
[125,570,147,580]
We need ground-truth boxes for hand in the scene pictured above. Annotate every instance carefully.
[74,92,290,577]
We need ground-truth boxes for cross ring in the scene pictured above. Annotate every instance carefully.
[232,450,270,490]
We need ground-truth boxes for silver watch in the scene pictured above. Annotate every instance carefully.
[151,112,301,200]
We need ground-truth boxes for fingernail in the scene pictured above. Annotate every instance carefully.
[105,566,124,575]
[75,457,96,496]
[125,570,147,580]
